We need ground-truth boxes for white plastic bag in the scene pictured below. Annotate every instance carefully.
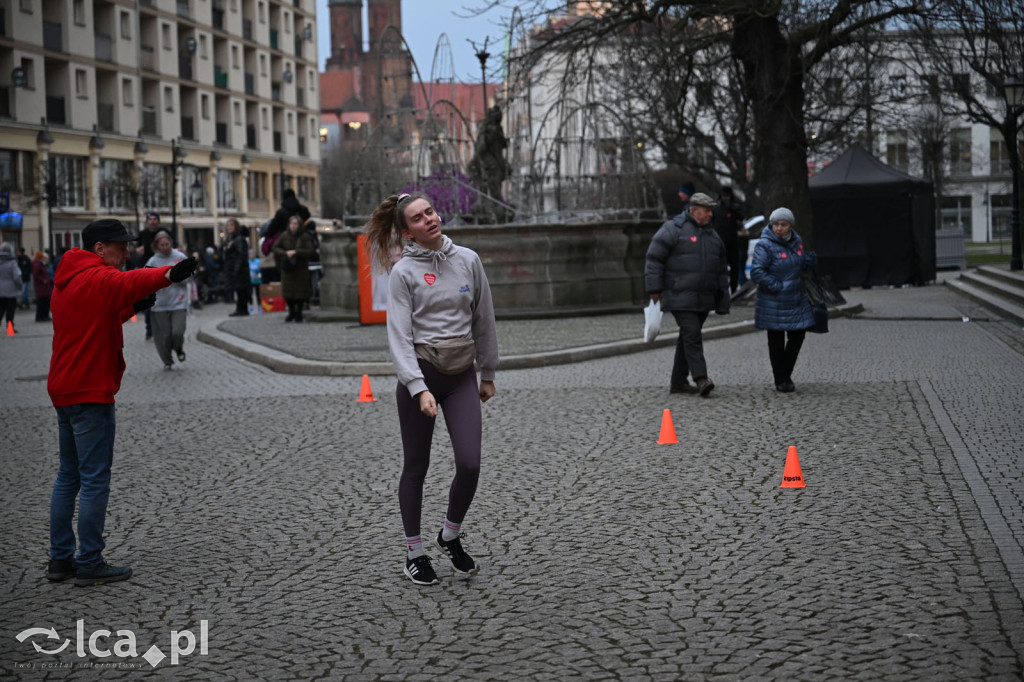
[643,299,663,343]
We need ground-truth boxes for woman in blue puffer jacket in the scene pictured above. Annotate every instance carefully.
[750,207,817,393]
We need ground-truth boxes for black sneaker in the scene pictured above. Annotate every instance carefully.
[435,531,479,574]
[74,562,132,587]
[404,555,439,586]
[46,557,77,582]
[176,349,186,362]
[670,382,699,394]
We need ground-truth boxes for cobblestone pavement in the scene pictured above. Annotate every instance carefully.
[1,281,1022,680]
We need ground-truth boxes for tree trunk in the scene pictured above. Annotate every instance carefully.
[731,12,815,247]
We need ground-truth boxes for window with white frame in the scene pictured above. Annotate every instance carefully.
[233,101,241,125]
[199,34,208,59]
[73,0,85,25]
[75,69,88,98]
[949,128,972,175]
[886,130,908,173]
[162,23,171,50]
[47,155,88,209]
[122,78,133,105]
[939,195,971,234]
[164,85,174,112]
[120,11,131,39]
[216,169,238,211]
[231,44,239,69]
[201,93,210,119]
[182,166,207,211]
[98,159,134,212]
[140,163,170,211]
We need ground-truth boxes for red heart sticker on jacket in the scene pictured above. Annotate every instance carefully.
[690,236,697,242]
[424,273,436,285]
[780,252,788,258]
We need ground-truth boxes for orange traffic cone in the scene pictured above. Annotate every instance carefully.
[6,321,14,336]
[357,374,377,402]
[779,446,806,488]
[130,315,137,323]
[657,408,678,444]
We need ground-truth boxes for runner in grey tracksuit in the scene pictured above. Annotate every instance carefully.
[376,193,498,586]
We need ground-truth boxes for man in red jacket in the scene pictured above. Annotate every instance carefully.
[46,219,196,587]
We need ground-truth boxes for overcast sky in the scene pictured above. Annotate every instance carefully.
[315,1,512,83]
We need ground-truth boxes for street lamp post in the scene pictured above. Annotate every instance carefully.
[170,139,188,246]
[471,38,491,115]
[1005,75,1024,271]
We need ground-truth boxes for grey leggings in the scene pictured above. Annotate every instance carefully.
[396,359,481,538]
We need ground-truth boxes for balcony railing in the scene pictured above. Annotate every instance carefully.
[181,115,194,140]
[98,103,115,131]
[141,45,155,71]
[271,83,280,101]
[46,96,66,125]
[243,19,252,40]
[95,33,112,62]
[216,122,228,145]
[43,21,63,51]
[142,107,157,135]
[246,125,257,149]
[179,56,193,81]
[244,73,254,95]
[214,68,228,88]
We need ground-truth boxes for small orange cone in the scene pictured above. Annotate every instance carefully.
[779,446,806,488]
[130,315,137,323]
[657,408,678,444]
[357,374,377,402]
[6,321,14,336]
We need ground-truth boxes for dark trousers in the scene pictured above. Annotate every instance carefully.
[285,298,305,321]
[36,295,51,321]
[1,297,17,328]
[725,249,740,293]
[235,284,250,314]
[767,329,806,383]
[670,310,710,385]
[396,360,482,538]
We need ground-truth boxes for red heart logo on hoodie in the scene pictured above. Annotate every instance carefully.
[690,236,697,242]
[424,273,436,285]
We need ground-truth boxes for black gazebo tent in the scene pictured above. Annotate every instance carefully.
[809,143,936,288]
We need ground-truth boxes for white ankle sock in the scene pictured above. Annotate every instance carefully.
[406,535,425,560]
[441,519,461,542]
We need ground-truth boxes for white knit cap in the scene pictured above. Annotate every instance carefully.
[769,208,795,225]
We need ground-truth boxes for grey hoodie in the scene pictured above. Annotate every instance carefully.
[387,235,499,397]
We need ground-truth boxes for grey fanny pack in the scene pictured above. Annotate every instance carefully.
[414,337,476,375]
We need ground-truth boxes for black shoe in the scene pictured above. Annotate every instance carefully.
[74,562,132,587]
[228,311,249,317]
[176,349,186,362]
[403,555,439,585]
[46,557,77,582]
[696,377,715,397]
[670,382,699,394]
[776,379,795,393]
[435,531,479,574]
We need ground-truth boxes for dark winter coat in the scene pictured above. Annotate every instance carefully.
[644,211,730,313]
[32,258,54,298]
[750,227,817,330]
[222,232,250,289]
[273,228,314,301]
[267,190,311,239]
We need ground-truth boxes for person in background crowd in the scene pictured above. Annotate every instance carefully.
[145,231,192,370]
[223,219,251,317]
[135,213,161,339]
[46,218,196,586]
[712,186,745,294]
[0,242,22,332]
[677,181,695,214]
[202,246,222,303]
[273,215,314,322]
[248,249,262,312]
[365,192,499,587]
[645,192,730,397]
[32,250,54,322]
[17,247,32,310]
[750,207,818,393]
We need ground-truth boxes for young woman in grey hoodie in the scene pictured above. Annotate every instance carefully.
[365,193,499,586]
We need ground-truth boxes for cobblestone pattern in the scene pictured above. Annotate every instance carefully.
[1,285,1022,680]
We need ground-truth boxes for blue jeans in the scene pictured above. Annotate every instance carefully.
[50,403,117,567]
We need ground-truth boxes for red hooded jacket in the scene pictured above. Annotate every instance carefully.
[47,248,172,407]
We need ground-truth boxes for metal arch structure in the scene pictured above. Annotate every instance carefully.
[502,6,536,218]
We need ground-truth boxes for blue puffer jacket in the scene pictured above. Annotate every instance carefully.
[751,228,816,330]
[644,212,729,313]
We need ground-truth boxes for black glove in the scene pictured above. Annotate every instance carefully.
[168,257,198,283]
[132,293,156,314]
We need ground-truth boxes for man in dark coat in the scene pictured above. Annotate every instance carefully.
[224,218,250,317]
[645,192,730,397]
[712,186,745,293]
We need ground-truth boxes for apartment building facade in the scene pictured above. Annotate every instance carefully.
[0,0,320,254]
